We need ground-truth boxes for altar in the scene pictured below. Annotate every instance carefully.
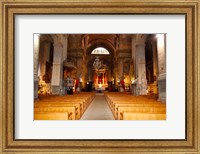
[94,68,108,91]
[95,84,106,91]
[93,56,108,91]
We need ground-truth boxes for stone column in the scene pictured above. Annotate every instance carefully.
[51,43,63,95]
[136,43,147,95]
[131,35,137,95]
[152,40,159,94]
[118,58,123,79]
[82,57,87,89]
[108,67,111,82]
[34,34,40,99]
[63,35,68,61]
[156,34,166,102]
[81,35,89,89]
[117,58,124,92]
[62,35,68,94]
[88,63,93,81]
[40,42,50,77]
[76,57,83,79]
[131,35,136,78]
[113,59,118,89]
[152,41,158,78]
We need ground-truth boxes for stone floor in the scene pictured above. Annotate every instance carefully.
[80,93,115,120]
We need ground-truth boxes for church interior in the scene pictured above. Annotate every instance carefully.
[34,34,166,120]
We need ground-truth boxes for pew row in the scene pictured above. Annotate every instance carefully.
[114,103,165,119]
[34,106,76,120]
[34,112,70,120]
[35,102,81,119]
[104,92,166,120]
[118,106,166,120]
[122,112,166,120]
[34,92,95,120]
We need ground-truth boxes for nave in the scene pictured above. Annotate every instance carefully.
[80,93,114,120]
[34,34,166,121]
[34,92,166,120]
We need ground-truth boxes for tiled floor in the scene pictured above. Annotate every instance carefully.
[80,93,115,120]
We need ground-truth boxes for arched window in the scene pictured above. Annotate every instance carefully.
[91,47,109,55]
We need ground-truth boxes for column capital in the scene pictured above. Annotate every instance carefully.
[157,73,166,80]
[42,41,50,46]
[63,34,69,38]
[53,42,63,48]
[34,74,39,81]
[136,43,145,47]
[34,34,40,38]
[53,62,61,65]
[132,34,136,40]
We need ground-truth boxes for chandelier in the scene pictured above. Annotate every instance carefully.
[93,56,102,70]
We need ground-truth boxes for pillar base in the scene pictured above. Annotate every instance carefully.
[34,80,39,99]
[137,79,148,96]
[118,85,124,92]
[152,81,158,94]
[157,73,166,103]
[131,83,138,96]
[52,85,63,95]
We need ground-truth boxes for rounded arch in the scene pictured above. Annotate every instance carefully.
[87,38,115,56]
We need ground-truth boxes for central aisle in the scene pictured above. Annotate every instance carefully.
[80,93,114,120]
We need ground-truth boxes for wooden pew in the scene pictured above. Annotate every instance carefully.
[36,99,86,111]
[118,106,166,120]
[122,112,166,120]
[114,103,166,119]
[36,96,93,112]
[113,100,163,110]
[34,106,76,120]
[104,93,166,120]
[34,102,81,119]
[34,112,69,120]
[35,100,84,114]
[34,92,96,120]
[105,94,160,108]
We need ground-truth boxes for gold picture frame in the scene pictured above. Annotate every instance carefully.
[0,0,199,153]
